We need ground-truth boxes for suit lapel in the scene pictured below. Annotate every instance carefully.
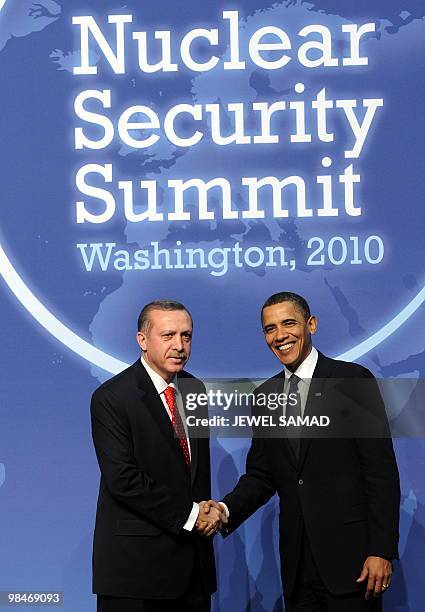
[298,352,333,471]
[133,361,190,476]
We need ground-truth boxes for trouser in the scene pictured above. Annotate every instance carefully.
[97,558,210,612]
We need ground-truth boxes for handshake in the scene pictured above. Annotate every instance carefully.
[195,500,228,537]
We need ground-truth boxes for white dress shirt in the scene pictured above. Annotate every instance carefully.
[140,357,199,531]
[283,346,318,416]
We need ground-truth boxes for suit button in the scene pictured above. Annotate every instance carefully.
[298,479,304,485]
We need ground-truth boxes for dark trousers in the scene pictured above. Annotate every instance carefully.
[285,530,383,612]
[97,559,210,612]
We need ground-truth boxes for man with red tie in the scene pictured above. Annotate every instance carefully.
[90,300,220,611]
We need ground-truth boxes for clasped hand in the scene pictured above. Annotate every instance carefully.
[195,500,227,537]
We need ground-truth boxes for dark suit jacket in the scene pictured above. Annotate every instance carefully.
[222,352,400,597]
[90,359,216,599]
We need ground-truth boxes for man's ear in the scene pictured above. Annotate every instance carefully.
[308,315,318,335]
[136,331,147,352]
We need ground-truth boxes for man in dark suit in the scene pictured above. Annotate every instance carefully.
[206,292,400,611]
[91,300,221,612]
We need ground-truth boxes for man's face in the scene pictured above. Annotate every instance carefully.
[136,309,192,382]
[262,301,317,372]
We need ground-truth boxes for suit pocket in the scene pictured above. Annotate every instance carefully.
[115,518,161,536]
[343,503,367,524]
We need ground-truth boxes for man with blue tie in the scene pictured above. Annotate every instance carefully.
[209,291,400,611]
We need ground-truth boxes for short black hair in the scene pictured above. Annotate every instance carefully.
[261,292,311,322]
[137,300,192,332]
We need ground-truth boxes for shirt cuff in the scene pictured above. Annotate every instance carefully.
[219,501,230,521]
[183,502,200,531]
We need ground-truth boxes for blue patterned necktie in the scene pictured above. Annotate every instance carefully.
[287,374,301,460]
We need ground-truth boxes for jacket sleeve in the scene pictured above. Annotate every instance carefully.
[353,368,400,560]
[91,387,194,534]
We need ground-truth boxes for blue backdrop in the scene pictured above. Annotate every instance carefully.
[0,1,424,610]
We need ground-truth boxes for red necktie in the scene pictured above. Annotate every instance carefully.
[163,386,191,469]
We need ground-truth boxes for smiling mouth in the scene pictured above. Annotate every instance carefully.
[276,342,296,353]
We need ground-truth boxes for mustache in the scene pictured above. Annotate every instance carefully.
[169,351,186,358]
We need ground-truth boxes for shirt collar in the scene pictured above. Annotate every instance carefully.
[140,357,178,395]
[284,346,318,382]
